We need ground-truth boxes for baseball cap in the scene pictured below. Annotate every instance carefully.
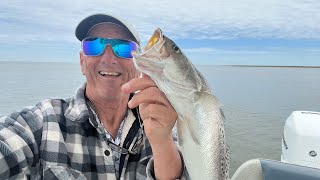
[75,14,140,44]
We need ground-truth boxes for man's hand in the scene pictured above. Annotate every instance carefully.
[122,73,183,179]
[121,73,178,145]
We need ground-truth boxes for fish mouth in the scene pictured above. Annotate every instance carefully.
[143,28,162,51]
[131,27,165,73]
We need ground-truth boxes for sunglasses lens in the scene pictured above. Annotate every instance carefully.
[112,40,138,59]
[82,37,139,58]
[82,37,105,56]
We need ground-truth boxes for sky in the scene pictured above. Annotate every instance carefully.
[0,0,320,66]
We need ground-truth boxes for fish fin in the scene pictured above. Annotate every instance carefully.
[176,118,185,146]
[220,108,226,121]
[220,143,231,180]
[185,115,201,145]
[225,143,231,179]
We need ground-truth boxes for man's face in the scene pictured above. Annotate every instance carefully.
[80,23,139,101]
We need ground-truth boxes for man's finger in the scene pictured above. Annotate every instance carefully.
[122,75,156,94]
[128,87,166,108]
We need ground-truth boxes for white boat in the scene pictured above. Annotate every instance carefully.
[281,111,320,168]
[231,111,320,180]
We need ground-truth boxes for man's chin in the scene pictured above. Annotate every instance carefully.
[98,89,126,100]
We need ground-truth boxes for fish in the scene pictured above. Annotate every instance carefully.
[132,28,230,180]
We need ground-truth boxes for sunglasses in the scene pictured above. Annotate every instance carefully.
[82,37,139,59]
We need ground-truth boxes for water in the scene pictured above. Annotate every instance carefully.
[197,65,320,175]
[1,61,320,175]
[0,61,85,114]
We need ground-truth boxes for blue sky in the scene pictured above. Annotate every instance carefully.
[0,0,319,66]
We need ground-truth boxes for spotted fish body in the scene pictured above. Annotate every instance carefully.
[132,28,230,180]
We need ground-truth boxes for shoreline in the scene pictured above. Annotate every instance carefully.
[220,65,320,68]
[1,61,319,68]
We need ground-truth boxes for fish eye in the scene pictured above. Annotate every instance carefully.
[172,44,181,53]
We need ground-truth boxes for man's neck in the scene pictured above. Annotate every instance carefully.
[86,93,129,138]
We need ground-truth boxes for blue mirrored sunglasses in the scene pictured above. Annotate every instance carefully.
[82,37,139,59]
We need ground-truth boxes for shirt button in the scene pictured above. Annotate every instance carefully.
[104,150,111,156]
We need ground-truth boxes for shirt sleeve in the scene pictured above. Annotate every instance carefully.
[146,151,190,180]
[145,124,190,180]
[0,106,43,179]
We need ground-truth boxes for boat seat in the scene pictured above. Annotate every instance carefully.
[231,159,320,180]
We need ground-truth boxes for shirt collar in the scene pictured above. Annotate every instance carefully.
[64,82,90,122]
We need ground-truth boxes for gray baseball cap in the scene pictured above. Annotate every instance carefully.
[75,14,140,44]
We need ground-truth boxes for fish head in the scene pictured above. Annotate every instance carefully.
[132,28,210,97]
[131,28,166,77]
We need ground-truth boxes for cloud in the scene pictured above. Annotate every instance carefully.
[0,0,319,65]
[1,0,320,43]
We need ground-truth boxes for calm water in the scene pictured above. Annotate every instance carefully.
[1,61,320,175]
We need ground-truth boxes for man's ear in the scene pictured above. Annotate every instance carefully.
[80,52,86,75]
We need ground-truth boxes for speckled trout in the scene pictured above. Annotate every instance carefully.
[132,28,230,180]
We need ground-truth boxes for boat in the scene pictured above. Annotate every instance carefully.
[281,111,320,168]
[231,111,320,180]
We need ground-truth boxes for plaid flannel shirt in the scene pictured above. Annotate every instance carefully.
[0,83,189,179]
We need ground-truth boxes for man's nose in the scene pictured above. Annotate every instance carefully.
[100,45,117,64]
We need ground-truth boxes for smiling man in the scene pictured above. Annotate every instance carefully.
[0,14,189,179]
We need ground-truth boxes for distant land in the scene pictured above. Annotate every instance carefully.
[223,65,320,68]
[1,61,320,68]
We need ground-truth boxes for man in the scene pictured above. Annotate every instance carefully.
[0,14,189,179]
